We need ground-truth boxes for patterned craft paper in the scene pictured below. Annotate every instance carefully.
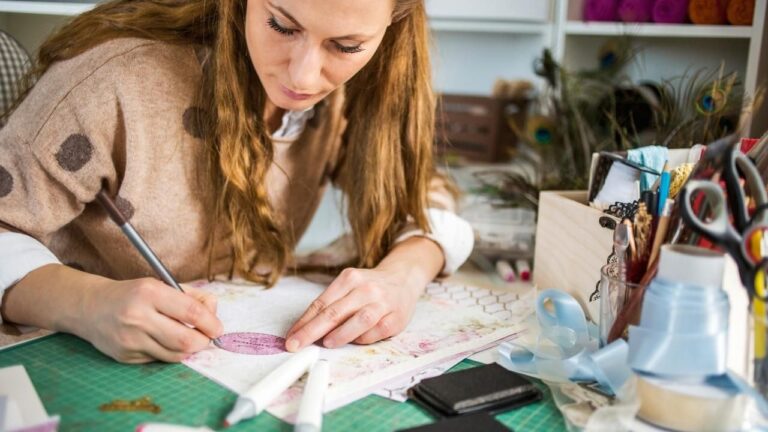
[374,283,535,401]
[183,276,529,421]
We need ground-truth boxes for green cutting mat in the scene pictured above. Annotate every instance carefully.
[0,333,566,431]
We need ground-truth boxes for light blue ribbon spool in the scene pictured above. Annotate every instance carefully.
[629,276,730,377]
[497,289,631,396]
[628,273,768,421]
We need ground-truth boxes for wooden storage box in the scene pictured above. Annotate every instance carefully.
[533,191,617,321]
[435,94,526,162]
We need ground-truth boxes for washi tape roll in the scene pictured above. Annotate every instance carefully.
[636,375,746,432]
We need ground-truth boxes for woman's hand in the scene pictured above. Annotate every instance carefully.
[285,237,445,352]
[80,278,223,363]
[285,267,421,351]
[2,264,222,363]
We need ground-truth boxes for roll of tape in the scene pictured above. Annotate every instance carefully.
[637,375,746,431]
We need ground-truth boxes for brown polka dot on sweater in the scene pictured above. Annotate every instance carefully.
[115,196,135,220]
[56,134,94,172]
[183,107,206,139]
[0,165,12,197]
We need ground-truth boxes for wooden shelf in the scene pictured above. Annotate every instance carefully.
[565,21,754,39]
[0,1,96,16]
[429,18,548,34]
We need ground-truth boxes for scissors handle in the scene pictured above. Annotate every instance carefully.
[726,151,768,230]
[681,180,740,244]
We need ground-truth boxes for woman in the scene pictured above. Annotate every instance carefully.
[0,0,473,363]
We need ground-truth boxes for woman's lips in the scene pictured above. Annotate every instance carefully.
[281,85,313,101]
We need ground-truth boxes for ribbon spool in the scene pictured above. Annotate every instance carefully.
[636,375,747,431]
[628,245,756,431]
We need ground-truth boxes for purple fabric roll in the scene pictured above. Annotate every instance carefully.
[585,0,620,21]
[653,0,689,23]
[618,0,654,21]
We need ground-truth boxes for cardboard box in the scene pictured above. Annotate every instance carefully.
[533,190,617,322]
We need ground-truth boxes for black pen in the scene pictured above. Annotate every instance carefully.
[95,188,184,293]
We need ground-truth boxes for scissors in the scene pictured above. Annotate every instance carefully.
[680,139,768,302]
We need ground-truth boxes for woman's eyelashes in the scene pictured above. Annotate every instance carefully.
[267,16,364,54]
[267,16,295,36]
[333,41,364,54]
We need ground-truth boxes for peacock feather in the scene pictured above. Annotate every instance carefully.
[695,85,727,116]
[526,115,557,146]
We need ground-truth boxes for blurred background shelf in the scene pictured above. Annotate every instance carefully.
[552,0,767,136]
[563,21,754,38]
[429,19,548,34]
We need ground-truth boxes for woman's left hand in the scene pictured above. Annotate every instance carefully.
[284,266,422,351]
[284,237,444,352]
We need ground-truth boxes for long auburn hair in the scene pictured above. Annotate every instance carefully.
[7,0,435,286]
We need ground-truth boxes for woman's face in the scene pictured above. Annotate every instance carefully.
[245,0,394,111]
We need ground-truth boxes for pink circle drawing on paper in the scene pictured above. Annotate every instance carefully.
[214,332,287,355]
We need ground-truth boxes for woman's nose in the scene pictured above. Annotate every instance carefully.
[288,41,324,93]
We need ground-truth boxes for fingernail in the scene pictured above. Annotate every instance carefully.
[286,338,299,352]
[323,339,335,349]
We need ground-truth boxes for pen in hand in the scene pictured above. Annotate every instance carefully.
[96,187,221,346]
[95,188,185,292]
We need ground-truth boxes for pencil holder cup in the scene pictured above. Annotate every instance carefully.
[598,262,645,347]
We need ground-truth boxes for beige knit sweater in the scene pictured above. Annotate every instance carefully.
[0,38,464,283]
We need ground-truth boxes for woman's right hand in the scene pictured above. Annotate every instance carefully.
[79,278,223,363]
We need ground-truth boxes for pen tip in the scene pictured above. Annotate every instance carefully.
[222,420,230,429]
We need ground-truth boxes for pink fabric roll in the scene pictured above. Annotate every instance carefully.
[585,0,620,21]
[619,0,654,21]
[653,0,689,23]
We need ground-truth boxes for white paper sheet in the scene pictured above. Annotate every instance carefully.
[183,277,528,421]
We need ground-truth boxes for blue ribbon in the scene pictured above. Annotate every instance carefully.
[629,275,768,419]
[628,276,730,377]
[497,289,631,396]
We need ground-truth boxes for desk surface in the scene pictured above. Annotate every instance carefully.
[0,333,566,431]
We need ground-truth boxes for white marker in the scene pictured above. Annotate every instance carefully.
[295,359,330,432]
[515,259,531,282]
[495,259,516,282]
[224,345,320,428]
